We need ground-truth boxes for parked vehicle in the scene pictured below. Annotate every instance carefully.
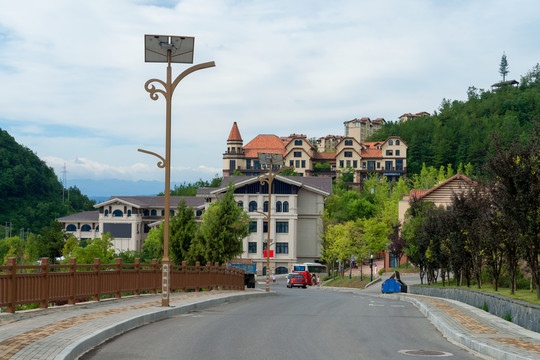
[291,263,327,285]
[228,263,257,288]
[287,273,307,288]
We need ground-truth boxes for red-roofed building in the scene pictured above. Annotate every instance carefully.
[223,122,408,184]
[344,117,386,142]
[399,112,430,123]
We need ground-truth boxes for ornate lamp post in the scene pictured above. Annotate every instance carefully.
[139,35,215,306]
[256,153,292,292]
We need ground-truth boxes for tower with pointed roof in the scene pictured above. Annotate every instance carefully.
[223,122,245,176]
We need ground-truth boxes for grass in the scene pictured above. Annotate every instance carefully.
[324,275,375,289]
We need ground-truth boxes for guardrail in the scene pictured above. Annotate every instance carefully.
[0,257,245,313]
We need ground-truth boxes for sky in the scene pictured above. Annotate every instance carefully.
[1,0,540,194]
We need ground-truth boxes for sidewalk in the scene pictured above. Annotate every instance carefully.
[315,286,540,360]
[0,290,272,360]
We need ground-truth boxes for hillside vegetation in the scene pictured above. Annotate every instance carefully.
[0,129,95,233]
[368,64,540,175]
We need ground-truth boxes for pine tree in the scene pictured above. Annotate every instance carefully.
[499,53,509,82]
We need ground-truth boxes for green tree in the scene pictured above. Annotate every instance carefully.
[68,233,116,264]
[142,224,164,262]
[188,182,250,264]
[169,199,198,265]
[499,53,509,82]
[39,221,69,264]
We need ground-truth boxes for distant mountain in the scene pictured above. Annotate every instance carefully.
[70,178,165,198]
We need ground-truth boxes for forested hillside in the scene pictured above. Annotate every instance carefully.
[0,129,95,233]
[369,64,540,175]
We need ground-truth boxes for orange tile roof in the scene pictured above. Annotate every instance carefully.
[227,122,242,141]
[361,148,381,157]
[313,152,336,160]
[244,134,286,158]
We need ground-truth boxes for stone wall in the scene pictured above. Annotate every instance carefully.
[409,286,540,333]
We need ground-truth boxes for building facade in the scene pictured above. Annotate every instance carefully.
[223,122,408,184]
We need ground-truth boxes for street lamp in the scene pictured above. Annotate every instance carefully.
[257,153,292,292]
[139,34,215,306]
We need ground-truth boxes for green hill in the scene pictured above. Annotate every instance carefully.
[369,64,540,175]
[0,129,95,234]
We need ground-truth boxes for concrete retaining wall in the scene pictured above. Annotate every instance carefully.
[409,285,540,333]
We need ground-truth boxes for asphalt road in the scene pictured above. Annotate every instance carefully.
[82,278,481,360]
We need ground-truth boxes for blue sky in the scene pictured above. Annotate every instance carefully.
[1,0,540,191]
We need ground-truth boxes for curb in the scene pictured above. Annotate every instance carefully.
[55,291,274,360]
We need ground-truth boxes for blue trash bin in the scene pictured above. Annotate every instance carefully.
[381,278,401,293]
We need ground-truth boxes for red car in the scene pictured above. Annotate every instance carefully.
[287,273,307,288]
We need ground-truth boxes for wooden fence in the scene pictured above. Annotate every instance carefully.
[0,257,245,313]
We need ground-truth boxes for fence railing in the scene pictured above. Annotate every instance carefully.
[0,257,245,313]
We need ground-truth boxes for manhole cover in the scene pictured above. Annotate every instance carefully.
[398,350,453,357]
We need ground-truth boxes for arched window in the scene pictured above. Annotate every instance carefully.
[237,201,243,209]
[249,201,257,212]
[161,210,165,216]
[276,201,282,212]
[151,210,157,216]
[81,224,91,232]
[196,210,203,216]
[112,210,123,217]
[263,201,269,212]
[95,225,99,232]
[127,210,132,217]
[283,201,289,212]
[275,266,288,274]
[388,139,393,145]
[104,209,109,217]
[66,224,77,231]
[170,210,175,216]
[396,139,400,145]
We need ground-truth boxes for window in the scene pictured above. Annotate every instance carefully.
[263,221,268,233]
[276,242,289,254]
[143,210,149,216]
[151,210,157,216]
[386,150,393,156]
[346,160,351,167]
[396,159,403,170]
[377,162,381,169]
[283,201,289,212]
[396,150,400,156]
[237,201,243,209]
[301,160,306,168]
[104,209,109,217]
[289,160,294,167]
[276,221,289,233]
[196,210,203,216]
[345,139,353,146]
[229,160,236,170]
[254,160,260,169]
[296,160,300,168]
[396,140,400,145]
[295,139,302,146]
[363,162,366,169]
[249,201,257,212]
[249,221,257,233]
[353,160,357,168]
[248,242,257,253]
[276,201,282,212]
[340,160,344,168]
[112,210,123,217]
[246,159,251,169]
[81,224,91,232]
[264,201,268,212]
[385,161,393,170]
[294,151,301,157]
[161,210,165,216]
[127,210,132,217]
[367,161,375,170]
[66,224,77,231]
[344,151,352,157]
[388,139,393,145]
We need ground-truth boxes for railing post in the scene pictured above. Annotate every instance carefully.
[135,258,141,296]
[222,264,228,290]
[116,258,122,299]
[182,261,187,292]
[152,259,158,294]
[94,258,101,301]
[214,262,219,290]
[206,262,212,290]
[6,257,16,313]
[68,258,76,305]
[40,258,49,309]
[195,261,200,292]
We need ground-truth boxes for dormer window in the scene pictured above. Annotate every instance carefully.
[295,139,302,146]
[389,139,393,145]
[396,140,400,145]
[345,140,353,146]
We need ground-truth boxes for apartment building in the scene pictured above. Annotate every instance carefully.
[223,122,408,184]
